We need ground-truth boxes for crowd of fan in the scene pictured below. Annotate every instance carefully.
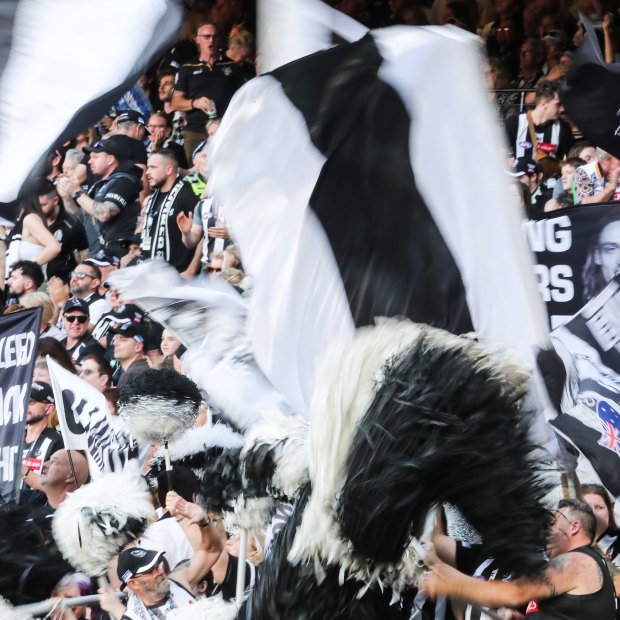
[1,0,620,618]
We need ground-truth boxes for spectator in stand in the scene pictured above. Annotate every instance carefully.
[68,262,111,325]
[4,260,44,307]
[61,297,106,366]
[226,28,257,82]
[574,148,620,205]
[581,483,620,569]
[146,112,188,168]
[22,291,64,341]
[157,68,185,146]
[37,336,77,373]
[512,38,545,90]
[20,382,63,499]
[78,352,113,393]
[86,250,120,300]
[160,328,186,372]
[57,136,142,259]
[504,80,573,163]
[114,110,149,167]
[484,58,512,119]
[172,22,245,163]
[568,140,598,165]
[507,158,550,218]
[37,179,89,282]
[543,157,586,212]
[142,149,202,275]
[111,322,150,388]
[4,199,61,280]
[484,10,524,80]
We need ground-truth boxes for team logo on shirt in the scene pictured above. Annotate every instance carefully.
[54,229,63,242]
[519,141,532,149]
[525,600,539,613]
[223,66,232,76]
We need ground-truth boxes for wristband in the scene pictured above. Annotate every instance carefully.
[73,190,83,200]
[23,469,30,480]
[191,98,196,109]
[199,516,211,527]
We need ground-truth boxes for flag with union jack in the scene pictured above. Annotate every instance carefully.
[598,400,620,456]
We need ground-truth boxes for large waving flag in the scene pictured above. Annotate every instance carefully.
[0,0,183,211]
[208,10,557,453]
[559,15,620,159]
[47,357,148,476]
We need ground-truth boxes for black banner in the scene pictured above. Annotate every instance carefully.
[0,307,41,499]
[526,204,620,495]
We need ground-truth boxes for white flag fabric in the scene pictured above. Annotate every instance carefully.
[208,5,558,453]
[0,0,183,206]
[47,357,148,477]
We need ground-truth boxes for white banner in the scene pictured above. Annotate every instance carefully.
[47,357,148,477]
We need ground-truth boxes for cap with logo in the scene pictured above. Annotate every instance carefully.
[86,249,120,269]
[30,381,55,404]
[64,297,90,315]
[117,548,165,586]
[116,110,151,135]
[109,304,145,325]
[83,135,132,161]
[110,322,146,343]
[506,158,538,178]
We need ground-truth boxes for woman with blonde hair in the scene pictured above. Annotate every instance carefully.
[21,291,64,340]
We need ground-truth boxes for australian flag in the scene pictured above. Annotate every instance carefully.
[553,397,620,496]
[598,400,620,456]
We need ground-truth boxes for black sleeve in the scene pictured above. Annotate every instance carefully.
[557,121,574,160]
[174,65,190,95]
[100,176,140,211]
[178,182,201,216]
[504,114,518,157]
[455,541,484,575]
[67,217,89,252]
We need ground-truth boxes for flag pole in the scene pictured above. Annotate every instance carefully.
[235,529,248,604]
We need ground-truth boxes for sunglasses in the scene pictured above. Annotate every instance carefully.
[64,314,88,324]
[70,271,95,280]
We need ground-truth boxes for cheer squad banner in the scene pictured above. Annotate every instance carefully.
[526,203,620,495]
[0,307,41,499]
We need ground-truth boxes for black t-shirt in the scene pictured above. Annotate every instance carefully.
[47,207,89,281]
[64,333,106,366]
[113,134,148,166]
[174,58,245,131]
[212,553,254,601]
[88,165,142,245]
[140,178,199,271]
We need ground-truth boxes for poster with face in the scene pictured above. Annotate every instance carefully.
[526,204,620,495]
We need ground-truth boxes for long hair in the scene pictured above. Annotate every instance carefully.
[582,215,620,303]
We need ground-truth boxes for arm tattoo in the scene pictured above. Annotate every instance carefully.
[91,201,121,221]
[538,572,558,598]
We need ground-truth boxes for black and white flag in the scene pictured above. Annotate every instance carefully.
[48,357,148,477]
[209,14,556,451]
[0,306,40,499]
[0,0,183,210]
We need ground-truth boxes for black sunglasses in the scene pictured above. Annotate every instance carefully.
[64,314,88,324]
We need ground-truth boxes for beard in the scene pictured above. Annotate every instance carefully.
[27,411,46,425]
[70,282,89,297]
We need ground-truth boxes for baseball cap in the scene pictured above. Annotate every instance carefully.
[120,233,142,248]
[64,297,90,315]
[86,249,120,268]
[110,322,146,343]
[117,110,151,135]
[506,158,538,178]
[117,548,165,586]
[30,381,55,404]
[109,304,145,325]
[83,135,132,161]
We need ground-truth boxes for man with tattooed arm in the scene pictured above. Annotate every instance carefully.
[422,499,617,618]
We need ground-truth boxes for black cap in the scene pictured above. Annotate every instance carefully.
[120,233,142,248]
[86,249,120,268]
[111,322,146,343]
[109,303,145,325]
[117,548,165,586]
[30,381,54,404]
[507,158,538,178]
[117,110,150,135]
[83,135,132,161]
[64,297,90,315]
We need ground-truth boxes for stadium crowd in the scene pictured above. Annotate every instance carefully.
[1,0,620,618]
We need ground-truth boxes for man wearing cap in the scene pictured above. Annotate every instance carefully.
[69,262,112,326]
[141,149,201,275]
[85,251,120,299]
[99,493,223,620]
[61,297,106,366]
[20,382,63,497]
[37,179,89,283]
[115,110,149,167]
[57,135,143,258]
[112,322,150,388]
